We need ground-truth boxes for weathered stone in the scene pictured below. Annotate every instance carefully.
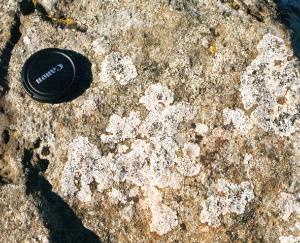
[0,185,48,242]
[0,0,299,242]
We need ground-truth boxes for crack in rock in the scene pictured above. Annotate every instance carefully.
[0,7,21,94]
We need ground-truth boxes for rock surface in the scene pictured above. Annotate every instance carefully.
[0,0,299,242]
[0,184,49,243]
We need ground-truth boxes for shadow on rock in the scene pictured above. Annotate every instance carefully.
[60,50,93,104]
[276,0,300,58]
[0,15,21,94]
[21,149,101,243]
[0,0,35,94]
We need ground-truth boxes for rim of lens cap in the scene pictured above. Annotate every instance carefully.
[21,48,78,103]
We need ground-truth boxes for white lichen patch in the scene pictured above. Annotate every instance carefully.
[97,10,143,37]
[103,83,199,189]
[117,144,129,154]
[200,179,255,227]
[278,192,300,221]
[73,96,100,118]
[139,83,174,111]
[109,188,127,204]
[101,112,141,143]
[23,36,30,45]
[100,52,137,85]
[22,26,44,53]
[223,108,253,135]
[243,153,254,177]
[195,123,209,136]
[61,84,201,235]
[128,187,140,198]
[243,153,253,165]
[61,136,114,202]
[240,33,300,136]
[91,36,111,55]
[279,235,300,243]
[145,186,179,236]
[176,143,201,176]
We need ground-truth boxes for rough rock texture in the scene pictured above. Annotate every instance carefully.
[0,184,48,243]
[0,0,300,242]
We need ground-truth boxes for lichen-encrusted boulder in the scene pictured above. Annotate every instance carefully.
[0,0,299,242]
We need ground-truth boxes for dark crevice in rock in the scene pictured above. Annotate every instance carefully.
[19,0,35,15]
[275,0,300,58]
[0,12,21,95]
[21,149,101,243]
[0,0,35,95]
[0,175,12,186]
[2,129,10,144]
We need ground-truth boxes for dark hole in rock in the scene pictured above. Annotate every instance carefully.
[2,129,10,144]
[195,134,203,143]
[19,0,35,15]
[41,146,50,156]
[180,223,187,230]
[33,138,41,149]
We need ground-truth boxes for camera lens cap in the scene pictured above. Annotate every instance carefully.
[21,48,79,103]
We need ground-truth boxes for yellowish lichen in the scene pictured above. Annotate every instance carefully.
[48,16,77,26]
[228,0,240,10]
[209,41,218,55]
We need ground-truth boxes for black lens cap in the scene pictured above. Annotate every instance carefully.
[21,48,86,103]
